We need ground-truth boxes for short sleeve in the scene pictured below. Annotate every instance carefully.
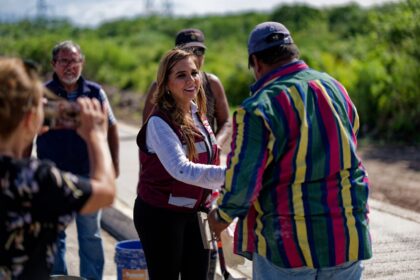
[32,160,93,221]
[98,88,117,125]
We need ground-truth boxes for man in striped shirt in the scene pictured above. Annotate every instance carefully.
[209,22,372,279]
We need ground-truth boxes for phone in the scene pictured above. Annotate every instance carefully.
[43,100,80,129]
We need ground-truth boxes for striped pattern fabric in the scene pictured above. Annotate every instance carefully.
[218,60,372,268]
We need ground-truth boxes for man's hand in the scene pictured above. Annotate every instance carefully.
[208,208,230,240]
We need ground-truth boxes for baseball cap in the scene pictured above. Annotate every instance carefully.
[248,22,293,56]
[175,29,206,49]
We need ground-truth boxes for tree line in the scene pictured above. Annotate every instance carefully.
[1,0,419,143]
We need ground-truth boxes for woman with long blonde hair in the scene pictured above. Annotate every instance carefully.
[134,48,225,280]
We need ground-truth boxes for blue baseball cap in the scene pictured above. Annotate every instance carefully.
[248,22,294,56]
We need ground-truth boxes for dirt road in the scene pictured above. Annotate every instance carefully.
[359,144,420,213]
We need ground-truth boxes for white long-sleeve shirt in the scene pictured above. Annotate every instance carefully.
[145,104,225,190]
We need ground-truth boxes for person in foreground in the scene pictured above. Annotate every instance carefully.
[134,48,226,280]
[142,28,231,149]
[208,21,372,280]
[0,57,116,279]
[36,40,119,279]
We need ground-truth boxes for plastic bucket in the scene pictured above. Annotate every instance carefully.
[115,239,148,280]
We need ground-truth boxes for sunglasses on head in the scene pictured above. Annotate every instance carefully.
[185,47,206,56]
[23,59,41,77]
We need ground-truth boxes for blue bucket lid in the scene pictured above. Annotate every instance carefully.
[115,239,143,250]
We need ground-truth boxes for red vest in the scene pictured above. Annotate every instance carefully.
[136,110,220,212]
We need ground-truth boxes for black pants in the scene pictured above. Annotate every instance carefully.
[133,197,210,280]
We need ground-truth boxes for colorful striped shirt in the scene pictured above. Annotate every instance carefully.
[217,60,372,268]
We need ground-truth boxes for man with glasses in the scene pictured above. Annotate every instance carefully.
[36,40,120,280]
[209,22,372,280]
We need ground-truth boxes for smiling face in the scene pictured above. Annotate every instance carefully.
[52,47,84,90]
[166,56,201,112]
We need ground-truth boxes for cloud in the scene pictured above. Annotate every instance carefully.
[0,0,397,27]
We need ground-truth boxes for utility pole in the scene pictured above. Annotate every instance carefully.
[162,0,174,16]
[36,0,48,19]
[144,0,154,15]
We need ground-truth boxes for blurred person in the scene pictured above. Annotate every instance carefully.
[35,41,120,280]
[134,48,226,280]
[209,21,372,280]
[0,57,116,279]
[142,28,231,149]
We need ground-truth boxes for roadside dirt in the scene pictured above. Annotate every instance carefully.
[359,144,420,213]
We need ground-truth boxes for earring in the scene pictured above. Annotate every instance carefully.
[167,90,171,95]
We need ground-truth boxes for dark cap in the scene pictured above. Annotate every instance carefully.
[248,22,293,56]
[175,29,206,49]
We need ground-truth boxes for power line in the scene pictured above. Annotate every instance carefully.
[144,0,154,14]
[143,0,174,16]
[36,0,49,19]
[162,0,174,16]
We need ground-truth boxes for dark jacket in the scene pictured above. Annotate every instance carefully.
[36,74,103,176]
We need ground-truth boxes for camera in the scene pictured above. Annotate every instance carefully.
[43,100,80,129]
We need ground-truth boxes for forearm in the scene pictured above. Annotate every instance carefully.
[209,74,231,148]
[148,117,225,189]
[142,82,157,124]
[215,121,232,149]
[75,97,116,213]
[88,133,114,182]
[81,132,116,213]
[166,158,225,190]
[154,135,225,189]
[108,124,120,177]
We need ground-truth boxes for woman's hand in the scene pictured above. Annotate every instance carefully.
[76,97,108,142]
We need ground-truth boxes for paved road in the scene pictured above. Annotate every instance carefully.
[108,123,420,279]
[115,123,139,211]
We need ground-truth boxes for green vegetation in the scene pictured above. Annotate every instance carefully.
[1,0,419,143]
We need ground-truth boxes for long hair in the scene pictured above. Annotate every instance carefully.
[153,48,207,160]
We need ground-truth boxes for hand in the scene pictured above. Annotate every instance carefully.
[76,97,108,142]
[42,99,80,130]
[208,208,230,240]
[38,125,50,135]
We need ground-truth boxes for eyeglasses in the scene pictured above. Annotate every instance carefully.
[55,58,83,67]
[184,47,205,57]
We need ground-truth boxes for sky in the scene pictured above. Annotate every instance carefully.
[0,0,397,27]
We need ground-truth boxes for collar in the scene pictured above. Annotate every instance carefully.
[51,73,87,95]
[250,60,309,95]
[190,101,198,114]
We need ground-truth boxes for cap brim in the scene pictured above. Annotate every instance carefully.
[179,42,207,49]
